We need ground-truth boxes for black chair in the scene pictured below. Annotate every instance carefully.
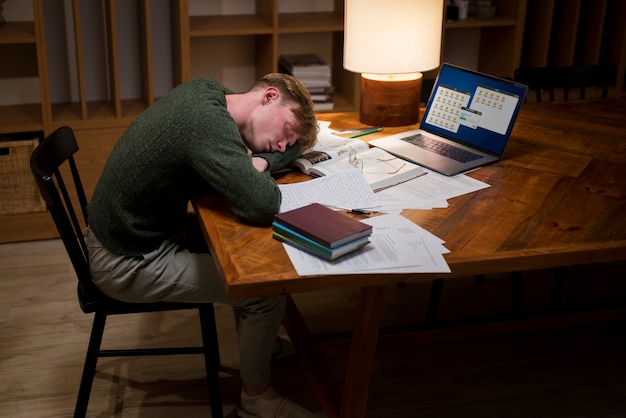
[30,126,223,418]
[514,64,617,102]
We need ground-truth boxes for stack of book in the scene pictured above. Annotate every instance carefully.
[278,54,334,111]
[272,203,373,261]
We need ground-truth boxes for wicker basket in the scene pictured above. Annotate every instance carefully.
[0,137,46,215]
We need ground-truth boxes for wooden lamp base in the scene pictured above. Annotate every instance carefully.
[359,73,422,127]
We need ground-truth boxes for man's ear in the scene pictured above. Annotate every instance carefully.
[263,87,280,104]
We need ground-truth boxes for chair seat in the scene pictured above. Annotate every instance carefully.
[77,280,208,315]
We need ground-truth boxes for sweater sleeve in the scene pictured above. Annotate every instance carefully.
[253,143,303,171]
[187,107,282,226]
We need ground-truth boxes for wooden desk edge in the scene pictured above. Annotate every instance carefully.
[223,241,626,299]
[193,193,626,299]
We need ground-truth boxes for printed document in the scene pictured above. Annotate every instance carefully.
[282,214,450,276]
[373,168,490,212]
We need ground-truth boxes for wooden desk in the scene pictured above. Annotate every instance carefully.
[194,99,626,418]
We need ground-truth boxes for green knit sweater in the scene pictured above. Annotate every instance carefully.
[88,78,301,256]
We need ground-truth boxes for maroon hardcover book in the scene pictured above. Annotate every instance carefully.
[274,203,373,248]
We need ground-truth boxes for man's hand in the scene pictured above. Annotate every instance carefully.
[252,156,269,173]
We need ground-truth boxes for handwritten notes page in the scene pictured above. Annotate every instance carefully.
[278,169,380,213]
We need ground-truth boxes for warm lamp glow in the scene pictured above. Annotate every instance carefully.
[344,0,444,126]
[361,73,422,82]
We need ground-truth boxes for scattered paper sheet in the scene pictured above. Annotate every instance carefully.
[281,213,450,276]
[278,169,380,213]
[287,122,490,214]
[276,126,491,274]
[369,168,490,212]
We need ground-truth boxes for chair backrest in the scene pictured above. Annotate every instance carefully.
[513,64,617,102]
[30,126,98,311]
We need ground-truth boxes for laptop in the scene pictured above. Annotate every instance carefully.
[369,63,528,176]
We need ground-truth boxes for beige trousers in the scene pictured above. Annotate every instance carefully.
[86,227,285,388]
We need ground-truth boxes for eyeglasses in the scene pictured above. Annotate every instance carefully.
[348,147,406,174]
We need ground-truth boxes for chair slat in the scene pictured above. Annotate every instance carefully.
[514,64,617,102]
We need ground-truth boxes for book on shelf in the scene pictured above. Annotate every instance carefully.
[272,222,370,261]
[290,132,426,192]
[274,203,373,249]
[279,54,331,79]
[309,88,334,102]
[279,53,334,110]
[307,85,334,95]
[312,100,335,111]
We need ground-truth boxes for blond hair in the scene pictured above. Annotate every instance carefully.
[251,73,318,149]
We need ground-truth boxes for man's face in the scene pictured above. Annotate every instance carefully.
[243,91,299,154]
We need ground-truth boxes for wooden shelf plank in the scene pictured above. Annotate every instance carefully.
[0,22,36,44]
[51,100,147,125]
[105,0,122,118]
[139,0,155,105]
[0,104,43,133]
[278,12,344,33]
[189,14,273,37]
[71,0,89,120]
[51,102,83,124]
[445,16,519,29]
[171,0,189,83]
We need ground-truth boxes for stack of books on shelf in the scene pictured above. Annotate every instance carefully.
[272,203,373,261]
[279,54,334,111]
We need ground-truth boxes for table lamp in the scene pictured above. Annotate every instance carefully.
[344,0,444,127]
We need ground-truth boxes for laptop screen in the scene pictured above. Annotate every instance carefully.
[421,63,528,155]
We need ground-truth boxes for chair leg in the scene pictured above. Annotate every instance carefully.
[199,304,223,417]
[74,311,107,418]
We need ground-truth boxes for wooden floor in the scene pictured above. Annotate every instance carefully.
[1,238,626,417]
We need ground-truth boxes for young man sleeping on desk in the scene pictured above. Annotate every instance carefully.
[86,73,320,418]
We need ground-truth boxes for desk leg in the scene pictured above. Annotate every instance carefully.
[339,284,386,418]
[284,295,342,418]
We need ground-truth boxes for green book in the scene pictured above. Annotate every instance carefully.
[273,222,370,261]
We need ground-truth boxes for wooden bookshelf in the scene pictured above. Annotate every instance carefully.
[171,0,354,109]
[443,0,527,79]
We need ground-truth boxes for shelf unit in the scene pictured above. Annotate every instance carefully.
[172,0,356,112]
[443,0,527,79]
[0,1,48,134]
[41,0,171,131]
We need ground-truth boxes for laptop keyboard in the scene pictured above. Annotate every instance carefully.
[401,134,483,163]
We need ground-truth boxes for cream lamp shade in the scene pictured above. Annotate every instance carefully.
[344,0,444,126]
